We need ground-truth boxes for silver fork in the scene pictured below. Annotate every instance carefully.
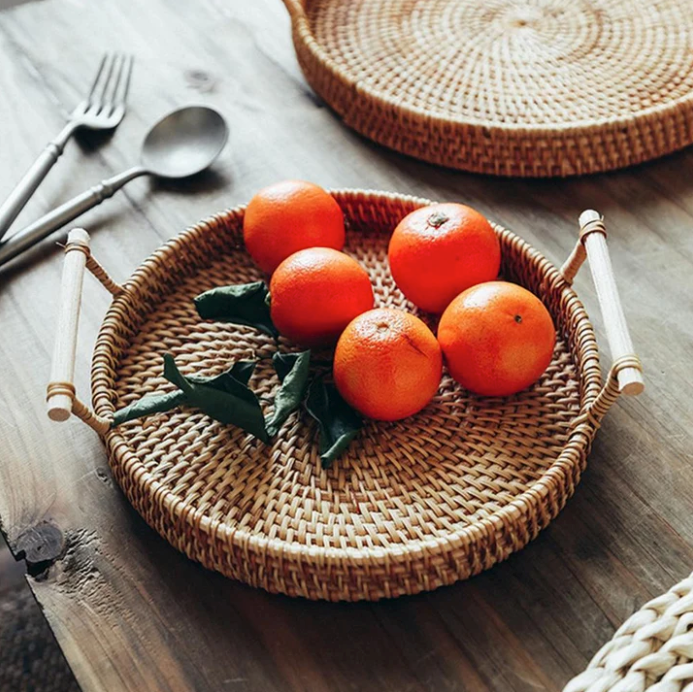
[0,53,134,241]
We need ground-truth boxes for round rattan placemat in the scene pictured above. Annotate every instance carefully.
[566,571,693,692]
[284,0,693,177]
[74,190,626,601]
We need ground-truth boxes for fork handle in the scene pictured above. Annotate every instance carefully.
[0,123,76,241]
[0,166,146,268]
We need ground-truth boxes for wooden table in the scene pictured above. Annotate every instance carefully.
[1,0,692,690]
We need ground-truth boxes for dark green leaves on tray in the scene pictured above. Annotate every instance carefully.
[163,354,269,442]
[112,350,362,466]
[194,281,278,337]
[305,377,363,469]
[266,351,311,437]
[112,357,266,440]
[112,389,186,427]
[112,351,313,449]
[113,279,366,466]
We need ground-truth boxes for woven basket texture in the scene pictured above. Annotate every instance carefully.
[284,0,693,177]
[92,190,604,601]
[566,572,693,692]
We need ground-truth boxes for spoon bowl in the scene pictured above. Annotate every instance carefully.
[141,106,228,178]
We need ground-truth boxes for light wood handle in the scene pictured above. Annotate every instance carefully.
[47,228,90,421]
[281,0,308,22]
[579,210,644,396]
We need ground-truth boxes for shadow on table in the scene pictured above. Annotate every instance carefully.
[0,536,79,692]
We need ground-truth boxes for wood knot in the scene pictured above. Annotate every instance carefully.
[15,521,66,579]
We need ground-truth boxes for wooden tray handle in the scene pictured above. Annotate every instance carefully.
[46,228,119,435]
[561,210,644,398]
[281,0,307,19]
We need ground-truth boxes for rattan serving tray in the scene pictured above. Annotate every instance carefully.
[47,191,643,601]
[283,0,693,177]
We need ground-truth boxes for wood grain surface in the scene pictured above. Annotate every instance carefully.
[1,0,692,690]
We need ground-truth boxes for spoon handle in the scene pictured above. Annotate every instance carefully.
[0,167,147,268]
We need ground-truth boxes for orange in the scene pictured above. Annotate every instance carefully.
[388,203,501,313]
[270,248,374,348]
[244,180,345,274]
[333,308,442,421]
[437,281,556,397]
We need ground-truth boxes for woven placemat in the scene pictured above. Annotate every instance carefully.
[565,572,693,692]
[284,0,693,177]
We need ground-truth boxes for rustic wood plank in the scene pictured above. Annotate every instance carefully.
[1,0,693,691]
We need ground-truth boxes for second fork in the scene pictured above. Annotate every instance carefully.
[0,52,133,241]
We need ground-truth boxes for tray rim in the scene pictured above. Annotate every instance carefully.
[91,189,603,570]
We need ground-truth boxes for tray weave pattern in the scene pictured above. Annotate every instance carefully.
[91,190,604,601]
[566,572,693,692]
[284,0,693,177]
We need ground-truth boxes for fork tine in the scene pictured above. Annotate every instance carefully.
[105,53,125,107]
[123,55,134,103]
[115,55,134,107]
[94,53,116,108]
[87,53,110,104]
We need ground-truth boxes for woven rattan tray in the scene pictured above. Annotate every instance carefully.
[283,0,693,177]
[47,191,643,601]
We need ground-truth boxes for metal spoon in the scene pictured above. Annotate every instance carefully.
[0,105,228,267]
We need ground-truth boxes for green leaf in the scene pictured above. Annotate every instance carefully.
[265,351,311,437]
[305,377,363,469]
[228,360,256,386]
[112,359,263,434]
[273,351,309,382]
[188,360,256,388]
[194,282,278,337]
[162,354,193,394]
[112,390,186,427]
[163,354,269,442]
